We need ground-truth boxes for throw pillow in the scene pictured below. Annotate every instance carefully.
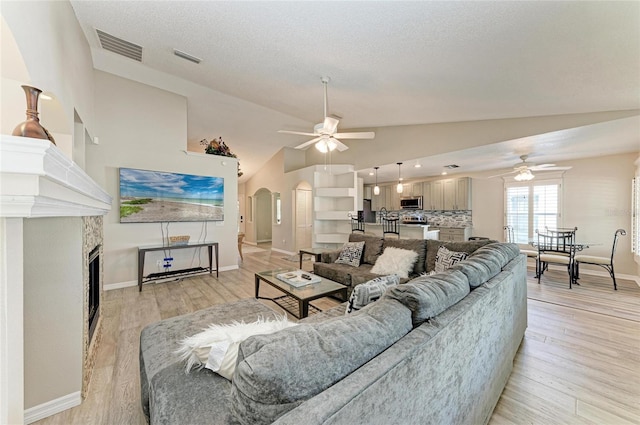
[434,246,469,273]
[370,247,419,279]
[334,241,365,267]
[176,316,297,380]
[345,274,401,314]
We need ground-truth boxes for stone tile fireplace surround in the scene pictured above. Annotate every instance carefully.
[1,135,111,423]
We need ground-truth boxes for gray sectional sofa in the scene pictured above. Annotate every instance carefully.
[313,233,496,298]
[140,242,527,425]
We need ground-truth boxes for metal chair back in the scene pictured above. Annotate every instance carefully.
[504,225,514,243]
[536,227,577,288]
[351,217,365,233]
[382,218,400,238]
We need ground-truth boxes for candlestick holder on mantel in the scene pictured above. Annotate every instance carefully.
[11,85,56,145]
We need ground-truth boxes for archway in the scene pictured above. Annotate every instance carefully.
[254,188,273,243]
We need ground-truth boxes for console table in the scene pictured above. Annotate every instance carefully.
[138,241,219,291]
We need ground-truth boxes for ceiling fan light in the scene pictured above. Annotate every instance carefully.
[326,139,337,151]
[514,169,534,181]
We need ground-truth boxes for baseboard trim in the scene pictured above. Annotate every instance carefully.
[271,247,296,256]
[104,265,239,291]
[543,264,640,287]
[24,391,81,424]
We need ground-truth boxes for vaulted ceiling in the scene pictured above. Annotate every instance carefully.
[70,1,640,182]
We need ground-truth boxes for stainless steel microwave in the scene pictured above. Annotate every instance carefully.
[400,196,423,209]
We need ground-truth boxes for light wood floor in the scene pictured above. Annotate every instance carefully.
[33,249,639,425]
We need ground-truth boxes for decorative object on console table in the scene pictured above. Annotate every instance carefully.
[200,136,243,177]
[168,235,190,246]
[12,85,56,145]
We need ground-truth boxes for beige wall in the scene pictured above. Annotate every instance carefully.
[23,217,83,409]
[87,71,239,286]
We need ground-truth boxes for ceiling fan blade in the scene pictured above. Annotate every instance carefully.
[333,131,375,139]
[530,163,556,170]
[294,137,323,150]
[278,130,319,137]
[533,166,572,171]
[322,117,339,134]
[332,138,349,152]
[487,170,516,179]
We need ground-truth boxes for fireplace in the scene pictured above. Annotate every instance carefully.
[88,245,101,343]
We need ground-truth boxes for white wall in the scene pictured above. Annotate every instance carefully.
[23,218,83,409]
[87,71,239,286]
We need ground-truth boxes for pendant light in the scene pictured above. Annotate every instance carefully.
[373,166,380,195]
[396,162,404,194]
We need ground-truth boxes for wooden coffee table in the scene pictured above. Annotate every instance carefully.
[255,269,347,319]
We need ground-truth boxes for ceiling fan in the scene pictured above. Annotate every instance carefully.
[489,155,572,181]
[278,77,375,153]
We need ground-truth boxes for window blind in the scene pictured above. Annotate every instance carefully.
[505,180,560,243]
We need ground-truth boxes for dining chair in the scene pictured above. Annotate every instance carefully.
[351,217,365,233]
[574,229,626,290]
[536,227,577,288]
[504,225,539,273]
[382,217,400,238]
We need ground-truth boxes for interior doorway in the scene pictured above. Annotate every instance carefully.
[254,188,273,243]
[295,182,313,250]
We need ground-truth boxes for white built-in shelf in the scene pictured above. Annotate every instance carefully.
[314,211,354,220]
[0,135,112,217]
[315,187,356,198]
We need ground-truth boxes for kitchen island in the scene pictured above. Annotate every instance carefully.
[364,223,440,240]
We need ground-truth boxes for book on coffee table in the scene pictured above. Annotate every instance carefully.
[276,270,321,287]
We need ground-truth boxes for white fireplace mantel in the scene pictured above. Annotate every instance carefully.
[0,135,112,218]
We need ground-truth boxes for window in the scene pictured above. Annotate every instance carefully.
[273,192,281,225]
[505,179,561,244]
[633,177,639,254]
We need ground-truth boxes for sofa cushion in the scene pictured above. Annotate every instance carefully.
[450,242,521,289]
[229,298,413,425]
[384,269,471,326]
[382,238,428,275]
[371,247,419,279]
[334,241,365,267]
[313,262,367,287]
[175,316,297,380]
[425,239,495,272]
[345,274,400,314]
[349,233,384,265]
[434,246,469,273]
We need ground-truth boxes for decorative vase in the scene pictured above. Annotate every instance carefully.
[12,85,56,145]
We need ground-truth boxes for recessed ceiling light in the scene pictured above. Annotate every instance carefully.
[441,171,448,175]
[369,172,374,176]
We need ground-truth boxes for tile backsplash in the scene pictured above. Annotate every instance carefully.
[422,210,472,228]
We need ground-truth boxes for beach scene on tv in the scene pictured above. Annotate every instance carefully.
[119,168,224,223]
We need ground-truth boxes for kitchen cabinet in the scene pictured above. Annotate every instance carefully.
[430,227,471,242]
[400,182,422,198]
[371,185,388,211]
[422,177,471,210]
[364,185,373,200]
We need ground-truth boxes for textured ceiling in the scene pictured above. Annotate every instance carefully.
[69,1,640,181]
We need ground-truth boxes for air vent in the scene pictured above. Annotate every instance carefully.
[444,164,460,169]
[96,29,142,62]
[173,49,201,64]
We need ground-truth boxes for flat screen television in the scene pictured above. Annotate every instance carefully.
[119,167,224,223]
